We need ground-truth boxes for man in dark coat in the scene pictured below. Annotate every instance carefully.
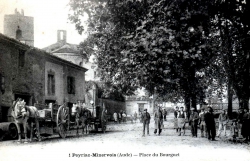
[237,108,244,138]
[204,106,216,141]
[242,108,250,141]
[154,106,164,135]
[189,107,199,137]
[141,109,151,137]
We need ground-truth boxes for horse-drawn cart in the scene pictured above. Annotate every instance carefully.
[35,103,72,138]
[10,99,107,143]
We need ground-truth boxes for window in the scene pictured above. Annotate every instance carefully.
[67,76,75,94]
[19,49,25,67]
[48,74,55,95]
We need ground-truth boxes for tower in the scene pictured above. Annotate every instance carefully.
[4,9,34,46]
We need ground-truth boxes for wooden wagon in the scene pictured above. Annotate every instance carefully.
[35,102,74,138]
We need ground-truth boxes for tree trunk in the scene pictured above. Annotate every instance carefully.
[227,79,233,118]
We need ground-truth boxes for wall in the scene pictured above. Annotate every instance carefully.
[125,100,152,115]
[0,34,87,122]
[45,62,64,104]
[4,12,34,46]
[97,98,125,116]
[0,39,45,121]
[63,65,85,105]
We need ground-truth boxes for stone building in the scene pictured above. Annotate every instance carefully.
[125,96,154,115]
[4,9,34,46]
[0,33,87,122]
[42,30,99,81]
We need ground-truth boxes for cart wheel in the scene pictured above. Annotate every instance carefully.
[57,105,69,138]
[9,123,18,140]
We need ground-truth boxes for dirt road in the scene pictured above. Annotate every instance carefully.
[0,114,249,161]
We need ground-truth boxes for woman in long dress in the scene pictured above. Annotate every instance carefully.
[174,106,179,132]
[177,107,187,136]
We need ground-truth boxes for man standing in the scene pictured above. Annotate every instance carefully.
[199,108,207,137]
[113,112,118,124]
[217,109,229,137]
[205,106,216,141]
[189,107,199,137]
[134,111,138,123]
[154,106,164,135]
[163,109,167,121]
[141,109,151,137]
[174,106,179,132]
[237,108,244,138]
[242,108,250,141]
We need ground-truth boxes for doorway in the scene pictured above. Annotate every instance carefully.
[14,94,31,106]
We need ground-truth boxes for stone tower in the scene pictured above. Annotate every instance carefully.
[4,9,34,46]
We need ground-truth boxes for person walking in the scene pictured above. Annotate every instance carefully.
[205,106,216,141]
[189,107,199,137]
[237,108,244,138]
[217,109,229,138]
[242,108,250,142]
[118,112,122,124]
[101,108,107,133]
[154,106,164,135]
[163,109,167,121]
[141,109,151,137]
[177,107,187,136]
[174,106,179,133]
[122,111,127,123]
[134,111,138,123]
[199,108,207,137]
[113,112,118,123]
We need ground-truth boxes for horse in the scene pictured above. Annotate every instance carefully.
[71,103,92,135]
[12,98,41,143]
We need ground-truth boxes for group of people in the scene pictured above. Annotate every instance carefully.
[174,106,250,141]
[141,105,250,142]
[113,110,127,123]
[141,106,166,137]
[173,106,221,141]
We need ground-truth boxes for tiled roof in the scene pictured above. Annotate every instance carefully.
[0,33,87,72]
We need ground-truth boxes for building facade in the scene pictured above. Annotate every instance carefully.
[125,96,154,115]
[0,33,87,122]
[42,30,99,81]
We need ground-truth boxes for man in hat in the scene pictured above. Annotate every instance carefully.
[237,108,244,138]
[217,109,229,137]
[205,106,216,141]
[141,108,151,137]
[189,107,199,137]
[199,108,207,137]
[154,106,164,135]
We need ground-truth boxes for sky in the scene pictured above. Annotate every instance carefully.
[0,0,87,48]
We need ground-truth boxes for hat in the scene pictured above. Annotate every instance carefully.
[191,107,195,110]
[180,106,184,109]
[144,109,147,111]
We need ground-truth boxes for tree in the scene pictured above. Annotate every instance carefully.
[214,0,250,110]
[69,0,221,110]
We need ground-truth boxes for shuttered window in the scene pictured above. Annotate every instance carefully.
[48,74,55,95]
[67,76,75,94]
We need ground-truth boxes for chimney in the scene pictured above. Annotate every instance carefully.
[57,30,67,44]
